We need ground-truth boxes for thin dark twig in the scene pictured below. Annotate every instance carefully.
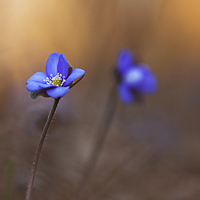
[25,98,60,200]
[76,84,118,199]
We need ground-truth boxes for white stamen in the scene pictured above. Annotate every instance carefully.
[46,73,66,86]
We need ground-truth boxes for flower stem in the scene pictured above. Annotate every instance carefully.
[76,84,118,199]
[25,98,60,200]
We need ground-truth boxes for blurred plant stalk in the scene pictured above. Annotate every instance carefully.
[76,84,118,199]
[25,98,60,200]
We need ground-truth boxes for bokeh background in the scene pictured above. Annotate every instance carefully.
[1,0,200,199]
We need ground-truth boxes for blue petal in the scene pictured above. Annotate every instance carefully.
[132,64,158,94]
[123,64,158,94]
[26,72,47,84]
[26,81,41,91]
[118,83,134,104]
[45,52,60,77]
[46,86,70,99]
[26,81,55,91]
[63,68,85,86]
[117,48,134,74]
[137,73,158,94]
[57,54,68,78]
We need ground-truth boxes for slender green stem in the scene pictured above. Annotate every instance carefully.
[25,98,60,200]
[76,84,118,199]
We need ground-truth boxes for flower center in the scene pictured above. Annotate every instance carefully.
[124,69,143,84]
[52,77,62,86]
[46,73,66,86]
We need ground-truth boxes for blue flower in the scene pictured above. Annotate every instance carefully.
[116,48,157,104]
[26,52,85,99]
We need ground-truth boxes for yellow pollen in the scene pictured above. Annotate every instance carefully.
[52,77,62,86]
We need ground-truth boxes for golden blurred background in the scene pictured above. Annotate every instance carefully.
[1,0,200,199]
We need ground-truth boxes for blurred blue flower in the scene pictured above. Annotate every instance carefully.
[116,48,157,104]
[26,52,85,99]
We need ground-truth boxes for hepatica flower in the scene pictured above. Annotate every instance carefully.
[116,49,157,104]
[26,52,85,99]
